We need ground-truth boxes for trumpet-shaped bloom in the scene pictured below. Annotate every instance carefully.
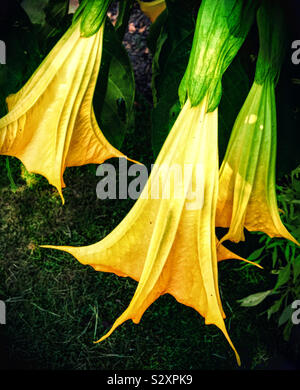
[0,21,127,203]
[138,0,166,22]
[43,96,250,365]
[216,80,299,246]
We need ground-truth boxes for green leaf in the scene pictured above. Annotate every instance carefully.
[247,246,265,261]
[5,157,17,193]
[272,246,278,269]
[149,1,196,157]
[237,290,273,307]
[293,255,300,284]
[284,244,291,262]
[267,297,284,320]
[147,7,168,54]
[274,264,291,291]
[41,0,71,42]
[150,3,194,105]
[151,33,193,157]
[0,3,41,117]
[283,321,293,341]
[94,19,135,149]
[278,304,293,327]
[151,27,168,106]
[115,0,135,40]
[21,0,50,25]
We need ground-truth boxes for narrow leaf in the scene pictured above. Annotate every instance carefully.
[94,19,135,149]
[237,290,273,307]
[247,247,265,261]
[274,265,291,291]
[278,304,293,327]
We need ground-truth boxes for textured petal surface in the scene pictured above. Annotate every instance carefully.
[43,97,241,365]
[0,22,126,202]
[216,81,299,246]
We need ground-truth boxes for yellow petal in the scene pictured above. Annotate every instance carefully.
[43,97,241,365]
[138,0,166,22]
[0,21,127,203]
[217,239,263,269]
[216,80,299,247]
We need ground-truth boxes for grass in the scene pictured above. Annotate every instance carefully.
[0,91,298,371]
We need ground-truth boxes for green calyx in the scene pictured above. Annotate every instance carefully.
[179,0,259,111]
[255,0,286,86]
[73,0,112,37]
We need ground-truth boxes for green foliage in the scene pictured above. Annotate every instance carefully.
[0,3,42,117]
[20,164,41,189]
[20,0,50,25]
[94,18,136,149]
[114,0,134,39]
[5,158,17,193]
[148,0,197,157]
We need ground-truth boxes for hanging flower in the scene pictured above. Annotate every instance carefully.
[216,1,299,246]
[43,96,243,364]
[42,0,260,366]
[0,13,127,203]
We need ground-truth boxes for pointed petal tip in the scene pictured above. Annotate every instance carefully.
[93,335,108,344]
[238,258,263,269]
[252,262,263,269]
[217,231,243,246]
[288,235,300,248]
[39,245,60,251]
[126,156,143,165]
[94,327,116,344]
[217,241,263,269]
[216,237,223,248]
[210,320,241,366]
[57,187,65,205]
[39,244,70,252]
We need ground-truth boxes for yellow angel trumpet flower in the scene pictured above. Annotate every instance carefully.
[216,1,299,246]
[43,96,244,365]
[0,19,128,203]
[138,0,166,23]
[43,0,260,366]
[216,81,299,245]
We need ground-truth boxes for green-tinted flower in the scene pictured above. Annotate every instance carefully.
[216,0,299,246]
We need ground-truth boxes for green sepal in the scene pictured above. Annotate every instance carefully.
[72,0,86,24]
[255,0,286,86]
[179,0,259,111]
[73,0,112,37]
